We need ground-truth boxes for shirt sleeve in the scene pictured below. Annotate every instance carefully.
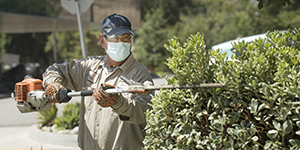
[42,57,100,91]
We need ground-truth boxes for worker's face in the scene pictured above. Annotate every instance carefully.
[99,34,133,62]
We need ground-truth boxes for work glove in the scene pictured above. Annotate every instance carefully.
[44,83,64,103]
[92,83,121,107]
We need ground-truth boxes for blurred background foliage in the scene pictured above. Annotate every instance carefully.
[135,0,300,73]
[0,0,300,74]
[44,30,104,64]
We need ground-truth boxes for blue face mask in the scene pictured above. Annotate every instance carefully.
[106,41,131,62]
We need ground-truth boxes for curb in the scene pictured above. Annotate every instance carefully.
[29,124,78,147]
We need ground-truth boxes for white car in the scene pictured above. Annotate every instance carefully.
[211,31,286,59]
[211,33,266,59]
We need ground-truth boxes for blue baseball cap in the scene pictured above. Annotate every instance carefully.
[101,13,135,37]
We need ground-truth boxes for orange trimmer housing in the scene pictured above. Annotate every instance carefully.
[14,77,43,102]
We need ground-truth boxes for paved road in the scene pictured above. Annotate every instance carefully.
[0,97,39,126]
[0,126,80,150]
[0,97,82,127]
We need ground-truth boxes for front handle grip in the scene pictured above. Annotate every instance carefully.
[59,88,72,103]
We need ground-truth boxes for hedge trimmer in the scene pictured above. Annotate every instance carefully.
[14,75,226,113]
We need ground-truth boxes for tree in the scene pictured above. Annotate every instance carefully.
[135,0,300,73]
[44,30,104,64]
[0,34,9,59]
[133,7,169,72]
[135,0,198,73]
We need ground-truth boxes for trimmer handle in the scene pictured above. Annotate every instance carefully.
[58,89,94,103]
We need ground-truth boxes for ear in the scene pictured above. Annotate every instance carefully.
[99,36,106,48]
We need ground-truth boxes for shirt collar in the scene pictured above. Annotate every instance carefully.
[119,53,135,72]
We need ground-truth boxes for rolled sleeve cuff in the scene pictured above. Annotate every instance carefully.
[111,95,129,114]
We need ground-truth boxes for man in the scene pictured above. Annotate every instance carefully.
[43,13,154,150]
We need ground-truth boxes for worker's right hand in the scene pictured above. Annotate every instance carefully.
[92,83,120,107]
[45,83,64,103]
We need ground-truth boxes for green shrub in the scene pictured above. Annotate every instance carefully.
[144,28,300,149]
[54,102,80,130]
[36,103,57,127]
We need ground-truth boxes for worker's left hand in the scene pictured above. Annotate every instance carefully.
[45,83,64,103]
[92,83,121,107]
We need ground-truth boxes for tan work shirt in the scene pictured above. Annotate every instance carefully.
[43,54,153,150]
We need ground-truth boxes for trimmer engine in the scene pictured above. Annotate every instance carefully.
[14,75,51,113]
